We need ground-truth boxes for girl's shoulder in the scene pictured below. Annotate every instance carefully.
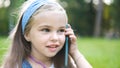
[22,60,32,68]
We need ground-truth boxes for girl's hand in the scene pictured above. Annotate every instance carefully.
[65,24,92,68]
[65,24,78,55]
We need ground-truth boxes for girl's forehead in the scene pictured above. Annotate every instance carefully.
[31,11,68,27]
[33,11,67,21]
[34,11,67,18]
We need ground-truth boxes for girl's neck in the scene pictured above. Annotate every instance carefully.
[31,52,52,63]
[29,53,52,67]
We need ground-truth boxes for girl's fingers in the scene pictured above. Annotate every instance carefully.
[65,26,76,43]
[69,35,76,42]
[65,28,74,35]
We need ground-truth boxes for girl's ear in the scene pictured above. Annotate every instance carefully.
[24,33,31,42]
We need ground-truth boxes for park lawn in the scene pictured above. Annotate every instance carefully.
[0,36,11,66]
[0,36,120,68]
[77,37,120,68]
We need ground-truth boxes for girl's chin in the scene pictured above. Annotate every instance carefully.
[46,52,58,58]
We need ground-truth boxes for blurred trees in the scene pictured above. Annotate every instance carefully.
[101,0,120,38]
[111,0,120,38]
[60,0,95,36]
[59,0,119,38]
[94,0,103,37]
[0,1,9,35]
[0,0,120,38]
[0,0,24,35]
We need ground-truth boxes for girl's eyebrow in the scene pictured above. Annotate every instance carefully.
[37,25,50,30]
[38,25,51,28]
[38,25,66,28]
[59,26,66,28]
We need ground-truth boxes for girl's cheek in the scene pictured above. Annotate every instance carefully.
[62,35,66,44]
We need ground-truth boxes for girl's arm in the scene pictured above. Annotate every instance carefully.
[70,49,92,68]
[65,24,92,68]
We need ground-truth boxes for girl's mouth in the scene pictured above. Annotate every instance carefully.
[46,44,59,52]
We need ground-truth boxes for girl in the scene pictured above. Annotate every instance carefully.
[1,0,92,68]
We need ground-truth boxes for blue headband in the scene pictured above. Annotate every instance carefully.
[22,0,49,34]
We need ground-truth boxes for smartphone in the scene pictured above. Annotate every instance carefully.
[65,24,69,68]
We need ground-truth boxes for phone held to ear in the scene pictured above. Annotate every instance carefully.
[65,24,69,68]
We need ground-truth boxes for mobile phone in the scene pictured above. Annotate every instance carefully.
[65,24,69,68]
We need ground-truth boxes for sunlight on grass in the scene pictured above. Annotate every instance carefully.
[0,36,11,66]
[77,37,120,68]
[0,36,120,68]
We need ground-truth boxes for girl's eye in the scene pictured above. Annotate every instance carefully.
[41,28,50,32]
[58,29,65,33]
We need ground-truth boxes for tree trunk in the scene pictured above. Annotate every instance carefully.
[94,0,103,37]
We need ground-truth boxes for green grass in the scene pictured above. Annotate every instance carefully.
[77,37,120,68]
[0,36,11,66]
[0,36,120,68]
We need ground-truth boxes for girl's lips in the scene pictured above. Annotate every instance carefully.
[48,47,57,52]
[46,44,59,52]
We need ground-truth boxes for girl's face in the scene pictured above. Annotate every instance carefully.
[25,11,67,58]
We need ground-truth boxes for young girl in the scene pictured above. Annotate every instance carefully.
[1,0,92,68]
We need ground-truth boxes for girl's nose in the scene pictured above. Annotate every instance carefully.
[50,32,59,42]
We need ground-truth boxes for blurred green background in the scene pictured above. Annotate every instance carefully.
[0,0,120,68]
